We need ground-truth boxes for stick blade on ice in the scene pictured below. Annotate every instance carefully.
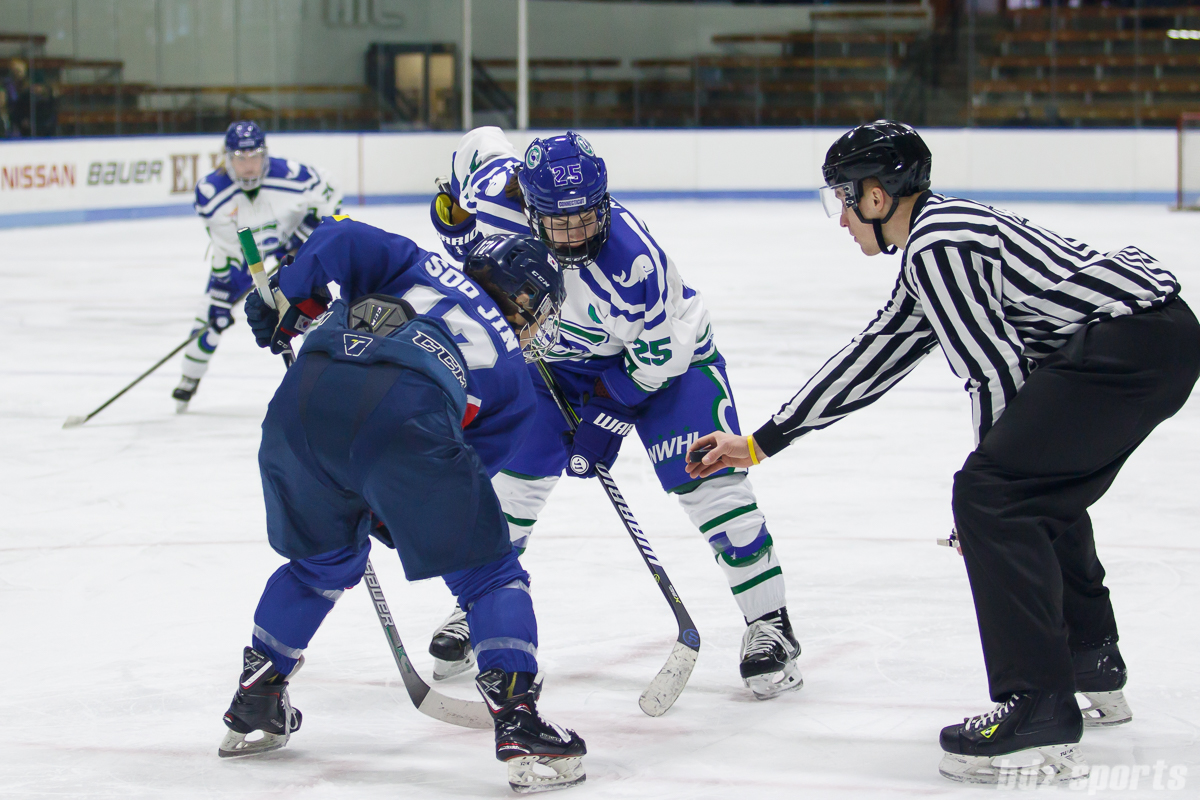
[62,415,87,429]
[638,642,699,717]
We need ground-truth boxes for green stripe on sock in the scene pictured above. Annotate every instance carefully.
[699,503,759,533]
[500,469,550,481]
[504,513,537,528]
[731,566,782,595]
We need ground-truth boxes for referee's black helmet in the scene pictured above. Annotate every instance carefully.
[822,120,932,203]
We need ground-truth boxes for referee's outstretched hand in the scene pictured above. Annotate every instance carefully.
[685,432,763,479]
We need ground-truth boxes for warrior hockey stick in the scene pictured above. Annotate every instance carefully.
[364,559,493,729]
[535,360,700,717]
[62,286,255,428]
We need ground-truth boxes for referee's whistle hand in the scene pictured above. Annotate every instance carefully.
[685,432,755,479]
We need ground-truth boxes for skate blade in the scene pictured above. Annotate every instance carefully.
[1078,690,1133,727]
[432,651,476,681]
[743,660,803,701]
[939,744,1088,787]
[507,755,585,794]
[217,727,289,758]
[175,399,190,414]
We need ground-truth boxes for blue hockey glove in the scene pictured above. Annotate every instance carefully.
[564,394,636,478]
[243,273,331,355]
[430,189,479,262]
[244,287,280,349]
[205,273,240,332]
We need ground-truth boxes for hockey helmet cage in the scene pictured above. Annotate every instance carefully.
[464,234,567,362]
[348,294,417,338]
[820,120,931,219]
[224,120,268,192]
[517,132,610,267]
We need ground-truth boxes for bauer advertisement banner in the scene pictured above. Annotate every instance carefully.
[0,127,1181,228]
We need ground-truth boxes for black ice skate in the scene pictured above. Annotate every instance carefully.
[939,691,1087,786]
[739,608,803,700]
[1074,641,1132,727]
[218,647,303,758]
[476,668,586,793]
[429,605,475,680]
[173,376,200,413]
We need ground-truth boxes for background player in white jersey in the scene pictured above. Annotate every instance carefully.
[172,120,342,410]
[428,127,801,700]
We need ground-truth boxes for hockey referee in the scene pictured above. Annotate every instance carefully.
[687,120,1200,785]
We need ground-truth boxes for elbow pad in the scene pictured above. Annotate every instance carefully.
[430,193,480,263]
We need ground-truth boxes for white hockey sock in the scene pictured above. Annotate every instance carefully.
[181,307,220,381]
[492,471,559,553]
[676,473,786,621]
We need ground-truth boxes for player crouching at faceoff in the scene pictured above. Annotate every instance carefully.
[428,127,802,700]
[220,218,587,793]
[688,120,1200,784]
[174,120,342,411]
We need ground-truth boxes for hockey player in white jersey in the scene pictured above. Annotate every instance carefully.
[172,120,342,410]
[427,127,802,700]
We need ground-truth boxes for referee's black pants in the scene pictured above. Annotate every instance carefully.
[953,298,1200,701]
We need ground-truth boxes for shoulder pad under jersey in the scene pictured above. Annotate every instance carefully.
[194,168,237,218]
[262,156,318,192]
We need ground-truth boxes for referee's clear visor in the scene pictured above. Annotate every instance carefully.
[819,182,857,217]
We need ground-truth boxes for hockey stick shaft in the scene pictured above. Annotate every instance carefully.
[534,360,700,716]
[238,227,295,368]
[62,286,255,428]
[362,559,492,729]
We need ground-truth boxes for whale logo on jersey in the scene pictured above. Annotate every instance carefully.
[411,330,468,388]
[613,254,656,288]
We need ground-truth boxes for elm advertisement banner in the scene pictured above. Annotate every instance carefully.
[0,127,1179,228]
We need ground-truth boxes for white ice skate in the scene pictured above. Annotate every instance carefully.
[739,609,803,700]
[506,754,587,794]
[939,743,1089,787]
[1078,690,1133,727]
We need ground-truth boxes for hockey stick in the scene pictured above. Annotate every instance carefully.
[238,228,295,368]
[534,360,700,717]
[363,559,493,729]
[62,286,255,428]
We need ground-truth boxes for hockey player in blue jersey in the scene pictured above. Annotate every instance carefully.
[427,127,802,700]
[219,219,587,793]
[174,120,342,411]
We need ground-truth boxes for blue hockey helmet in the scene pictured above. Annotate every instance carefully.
[224,120,268,192]
[517,131,610,267]
[464,234,566,362]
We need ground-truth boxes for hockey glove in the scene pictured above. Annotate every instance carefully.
[205,273,241,332]
[430,188,479,262]
[564,394,636,478]
[267,213,325,262]
[243,274,331,355]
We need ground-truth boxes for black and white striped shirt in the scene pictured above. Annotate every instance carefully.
[753,193,1180,455]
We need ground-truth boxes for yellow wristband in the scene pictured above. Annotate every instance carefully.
[747,435,760,466]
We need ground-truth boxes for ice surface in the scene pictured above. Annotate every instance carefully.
[2,201,1199,798]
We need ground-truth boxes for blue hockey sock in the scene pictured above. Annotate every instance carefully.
[251,545,369,674]
[443,549,538,675]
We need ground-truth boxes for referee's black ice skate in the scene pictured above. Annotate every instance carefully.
[476,668,586,793]
[429,605,476,680]
[939,691,1087,786]
[173,376,200,413]
[740,607,803,700]
[1074,641,1132,727]
[218,647,303,758]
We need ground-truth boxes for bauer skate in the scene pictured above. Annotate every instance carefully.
[173,376,200,413]
[218,647,303,758]
[740,608,803,700]
[938,691,1087,787]
[476,668,586,794]
[429,605,475,680]
[1074,641,1132,727]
